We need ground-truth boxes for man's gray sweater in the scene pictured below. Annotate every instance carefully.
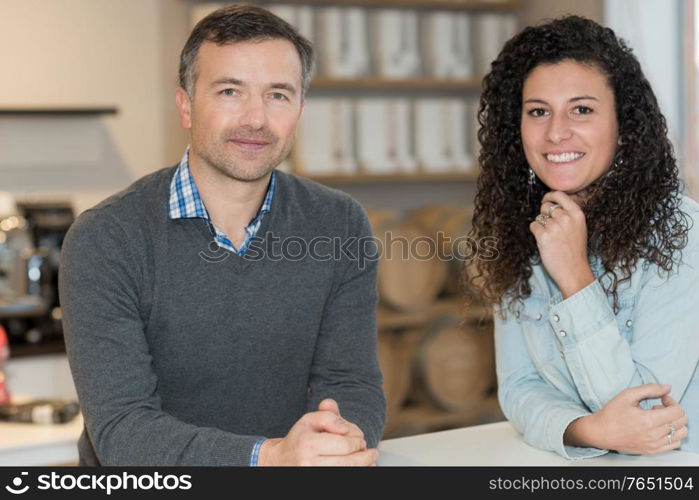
[59,166,386,465]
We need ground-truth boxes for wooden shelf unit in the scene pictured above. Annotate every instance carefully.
[378,297,495,438]
[187,0,520,185]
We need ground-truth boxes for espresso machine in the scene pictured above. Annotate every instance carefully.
[0,196,81,421]
[0,197,74,347]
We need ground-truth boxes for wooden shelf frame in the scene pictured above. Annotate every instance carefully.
[384,394,504,438]
[377,297,491,331]
[304,171,479,185]
[310,77,483,91]
[241,0,521,11]
[8,338,66,358]
[0,107,118,116]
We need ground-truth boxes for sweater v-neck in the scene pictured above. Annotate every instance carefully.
[190,176,281,274]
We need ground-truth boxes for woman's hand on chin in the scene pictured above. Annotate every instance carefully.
[529,190,595,298]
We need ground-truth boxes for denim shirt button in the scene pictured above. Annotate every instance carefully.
[536,313,543,320]
[626,319,633,328]
[553,314,560,322]
[559,330,567,337]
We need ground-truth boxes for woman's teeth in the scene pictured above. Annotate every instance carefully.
[545,152,584,163]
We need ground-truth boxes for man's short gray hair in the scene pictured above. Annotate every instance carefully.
[179,4,314,100]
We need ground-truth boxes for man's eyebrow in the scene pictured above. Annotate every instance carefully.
[270,82,297,95]
[212,78,244,86]
[211,78,297,95]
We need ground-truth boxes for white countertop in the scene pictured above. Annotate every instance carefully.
[0,414,82,466]
[3,417,698,466]
[378,421,699,466]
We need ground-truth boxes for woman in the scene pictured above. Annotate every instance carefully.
[468,15,699,459]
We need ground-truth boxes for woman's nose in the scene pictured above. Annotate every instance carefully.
[546,113,573,143]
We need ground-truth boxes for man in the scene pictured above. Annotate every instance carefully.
[59,5,385,466]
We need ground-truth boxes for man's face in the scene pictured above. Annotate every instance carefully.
[176,39,304,182]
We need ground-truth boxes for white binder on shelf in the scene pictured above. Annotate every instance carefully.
[296,98,356,176]
[266,5,315,42]
[319,7,370,78]
[474,13,518,77]
[356,98,417,174]
[415,99,473,172]
[266,5,316,78]
[372,10,421,79]
[421,12,474,79]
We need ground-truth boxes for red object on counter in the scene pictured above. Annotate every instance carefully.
[0,325,9,405]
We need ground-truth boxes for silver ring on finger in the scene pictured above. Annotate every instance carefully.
[535,214,549,227]
[547,203,562,218]
[669,422,677,434]
[667,432,674,444]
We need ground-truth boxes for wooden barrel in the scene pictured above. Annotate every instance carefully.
[411,205,474,296]
[411,315,495,412]
[377,330,418,421]
[367,209,448,312]
[411,204,474,258]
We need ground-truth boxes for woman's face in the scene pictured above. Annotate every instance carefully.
[520,60,619,198]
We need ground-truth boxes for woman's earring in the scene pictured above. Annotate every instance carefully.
[608,135,624,177]
[527,167,537,200]
[612,149,624,169]
[605,153,623,182]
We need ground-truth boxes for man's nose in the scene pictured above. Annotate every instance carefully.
[238,95,267,129]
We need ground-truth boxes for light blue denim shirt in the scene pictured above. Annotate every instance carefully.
[495,195,699,459]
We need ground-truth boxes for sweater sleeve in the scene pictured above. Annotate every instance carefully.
[305,199,386,447]
[59,210,263,465]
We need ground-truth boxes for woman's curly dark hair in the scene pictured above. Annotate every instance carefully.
[467,15,690,314]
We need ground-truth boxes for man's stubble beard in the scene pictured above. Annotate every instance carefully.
[195,130,296,183]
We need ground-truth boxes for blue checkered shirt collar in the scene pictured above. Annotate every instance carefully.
[168,148,276,254]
